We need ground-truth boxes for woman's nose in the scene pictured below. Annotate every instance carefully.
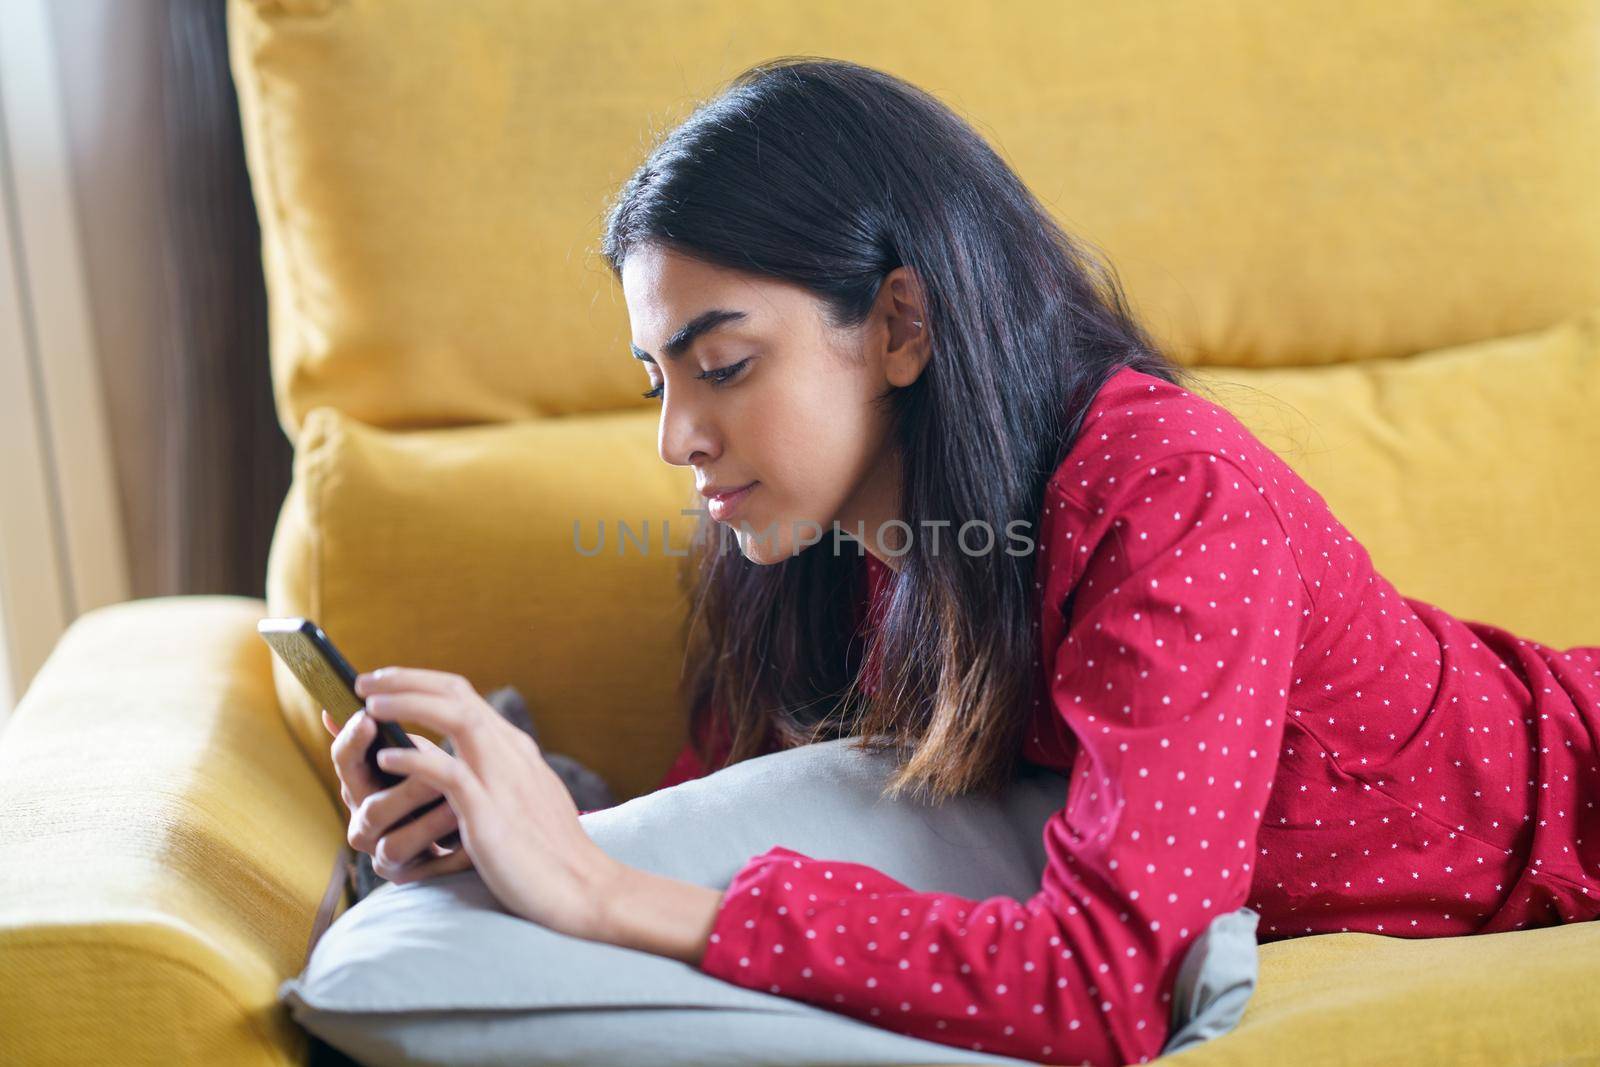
[656,395,716,469]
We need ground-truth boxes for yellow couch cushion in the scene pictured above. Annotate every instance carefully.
[1186,305,1600,650]
[0,596,345,1067]
[265,404,703,806]
[227,0,1600,437]
[1170,920,1600,1065]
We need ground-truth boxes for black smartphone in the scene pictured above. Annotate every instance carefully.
[257,617,459,849]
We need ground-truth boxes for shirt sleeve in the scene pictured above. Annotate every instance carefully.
[696,451,1308,1067]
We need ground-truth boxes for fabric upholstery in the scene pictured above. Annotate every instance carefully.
[0,597,346,1067]
[263,404,702,806]
[227,0,1600,437]
[1166,919,1600,1067]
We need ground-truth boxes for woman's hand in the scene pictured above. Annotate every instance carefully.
[355,666,624,940]
[324,705,472,884]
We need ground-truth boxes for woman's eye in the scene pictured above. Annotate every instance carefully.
[697,357,752,387]
[640,357,751,401]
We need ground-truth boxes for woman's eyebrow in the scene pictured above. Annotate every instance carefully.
[630,309,749,364]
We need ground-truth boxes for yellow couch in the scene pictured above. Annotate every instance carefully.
[3,1,1599,1064]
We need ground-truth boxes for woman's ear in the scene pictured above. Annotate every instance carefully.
[881,266,932,388]
[885,331,932,388]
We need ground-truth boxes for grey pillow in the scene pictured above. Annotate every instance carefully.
[280,737,1258,1066]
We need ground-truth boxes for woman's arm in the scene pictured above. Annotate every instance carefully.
[588,863,725,966]
[576,704,746,953]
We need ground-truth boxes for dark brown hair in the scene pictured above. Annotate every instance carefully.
[599,56,1194,804]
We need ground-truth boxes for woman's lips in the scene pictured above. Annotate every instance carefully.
[707,481,758,522]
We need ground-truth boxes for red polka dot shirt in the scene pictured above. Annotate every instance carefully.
[653,364,1600,1067]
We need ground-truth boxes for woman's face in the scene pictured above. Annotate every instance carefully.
[621,244,929,567]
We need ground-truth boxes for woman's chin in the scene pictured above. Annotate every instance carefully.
[734,532,789,566]
[732,519,844,565]
[729,520,803,565]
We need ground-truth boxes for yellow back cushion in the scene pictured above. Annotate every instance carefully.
[1189,308,1600,652]
[265,407,702,803]
[228,0,1600,436]
[267,309,1600,806]
[242,0,1600,796]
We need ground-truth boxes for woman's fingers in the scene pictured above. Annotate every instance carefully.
[371,795,461,876]
[364,690,514,774]
[348,773,449,855]
[373,744,490,828]
[354,666,468,699]
[364,691,471,738]
[330,709,376,783]
[410,731,446,753]
[385,844,475,886]
[329,711,386,817]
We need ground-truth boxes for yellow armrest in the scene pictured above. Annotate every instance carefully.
[0,596,345,1066]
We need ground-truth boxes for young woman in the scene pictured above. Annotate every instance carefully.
[335,57,1600,1067]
